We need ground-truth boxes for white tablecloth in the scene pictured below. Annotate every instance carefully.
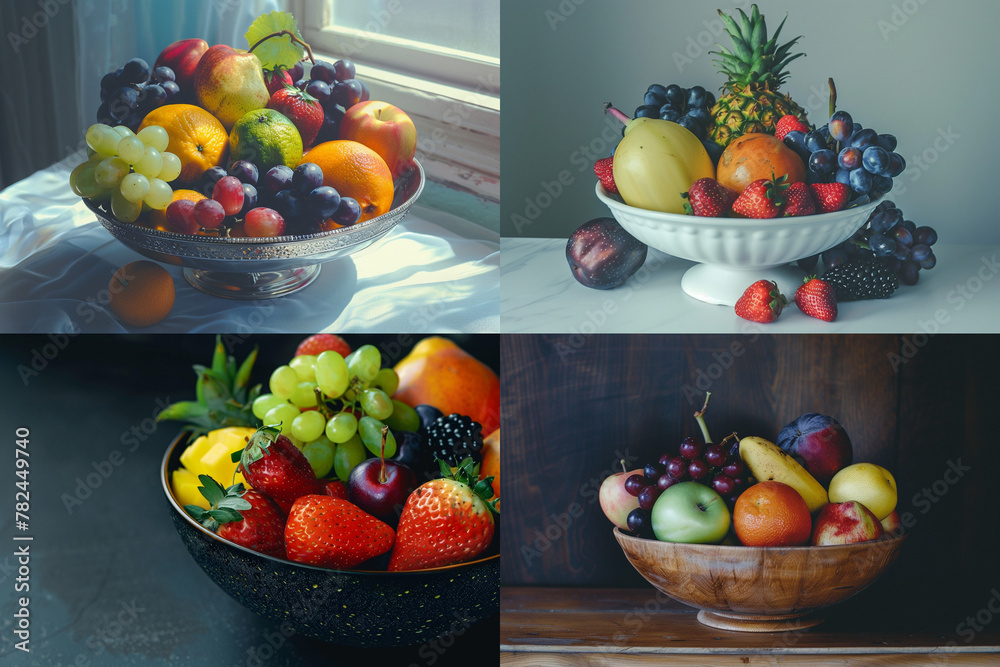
[0,153,499,333]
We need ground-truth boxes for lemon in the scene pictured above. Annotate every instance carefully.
[828,463,897,520]
[229,109,302,173]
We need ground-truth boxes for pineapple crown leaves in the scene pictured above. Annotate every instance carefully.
[711,4,804,91]
[157,335,262,440]
[438,457,500,516]
[183,475,252,531]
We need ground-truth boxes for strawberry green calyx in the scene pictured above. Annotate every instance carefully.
[439,457,500,516]
[183,475,252,531]
[233,423,282,468]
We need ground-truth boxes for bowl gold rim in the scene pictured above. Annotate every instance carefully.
[596,182,882,229]
[614,525,907,551]
[161,429,499,575]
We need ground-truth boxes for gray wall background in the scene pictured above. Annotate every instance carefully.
[501,0,994,243]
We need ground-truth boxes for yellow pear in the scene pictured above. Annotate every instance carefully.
[828,463,897,520]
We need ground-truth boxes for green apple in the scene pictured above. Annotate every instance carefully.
[651,481,730,544]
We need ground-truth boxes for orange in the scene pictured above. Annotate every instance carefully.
[108,261,175,327]
[304,140,394,223]
[481,428,500,502]
[138,104,228,184]
[393,337,500,435]
[716,133,806,194]
[144,188,206,232]
[733,481,812,547]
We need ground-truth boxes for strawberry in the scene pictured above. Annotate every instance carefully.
[284,495,395,569]
[184,476,286,559]
[295,333,352,358]
[732,175,788,219]
[236,426,321,512]
[795,277,838,322]
[682,178,738,217]
[775,114,809,141]
[320,479,349,501]
[267,86,324,147]
[783,182,817,217]
[809,182,850,214]
[735,280,787,324]
[388,458,498,572]
[264,69,294,96]
[594,157,618,195]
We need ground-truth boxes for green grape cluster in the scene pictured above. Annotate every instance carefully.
[70,123,182,222]
[251,344,420,482]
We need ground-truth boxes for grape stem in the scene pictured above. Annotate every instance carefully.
[378,425,389,484]
[248,30,316,66]
[719,431,739,458]
[828,78,839,152]
[693,392,713,444]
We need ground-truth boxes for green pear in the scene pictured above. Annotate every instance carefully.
[194,45,270,131]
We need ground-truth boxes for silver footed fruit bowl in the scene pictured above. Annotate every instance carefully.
[87,160,424,300]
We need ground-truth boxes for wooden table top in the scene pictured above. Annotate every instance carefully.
[501,587,1000,666]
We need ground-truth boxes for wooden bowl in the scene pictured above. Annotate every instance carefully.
[613,528,905,632]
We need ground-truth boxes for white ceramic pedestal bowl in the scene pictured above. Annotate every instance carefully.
[596,183,879,306]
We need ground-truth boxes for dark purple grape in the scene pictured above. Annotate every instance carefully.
[797,255,819,272]
[334,60,356,81]
[657,474,678,491]
[888,153,906,177]
[137,84,167,112]
[121,58,150,84]
[850,128,878,150]
[704,444,726,468]
[678,436,702,460]
[96,102,111,124]
[838,147,863,171]
[658,453,672,467]
[151,66,175,84]
[100,71,118,94]
[863,146,891,175]
[263,165,294,196]
[876,134,898,151]
[804,129,828,152]
[891,225,913,248]
[849,168,873,194]
[688,458,709,480]
[687,85,707,109]
[333,79,364,108]
[809,149,837,174]
[272,190,304,220]
[294,78,308,90]
[712,474,736,497]
[229,160,259,186]
[624,474,647,497]
[899,261,920,286]
[305,79,331,103]
[722,459,743,478]
[292,162,324,194]
[914,226,938,246]
[873,175,894,193]
[677,115,707,140]
[202,166,228,187]
[823,247,849,270]
[643,462,664,481]
[107,86,138,121]
[332,197,362,226]
[310,60,337,84]
[910,244,932,263]
[638,485,662,511]
[289,61,304,82]
[306,186,342,219]
[161,81,181,99]
[238,184,258,218]
[731,477,745,490]
[869,233,896,257]
[828,110,854,142]
[626,508,652,536]
[665,456,688,480]
[357,79,370,103]
[919,252,937,270]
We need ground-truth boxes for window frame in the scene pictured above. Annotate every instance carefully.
[290,0,500,203]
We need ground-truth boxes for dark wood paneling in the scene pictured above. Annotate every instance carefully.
[500,334,997,623]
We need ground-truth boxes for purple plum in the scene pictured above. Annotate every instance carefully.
[777,413,854,485]
[566,217,647,290]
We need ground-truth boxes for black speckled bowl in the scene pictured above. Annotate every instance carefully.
[161,432,499,647]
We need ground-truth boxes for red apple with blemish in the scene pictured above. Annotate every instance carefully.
[811,501,884,546]
[339,100,417,177]
[599,461,643,530]
[777,413,853,485]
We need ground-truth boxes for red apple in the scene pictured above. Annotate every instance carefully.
[880,509,902,537]
[777,413,853,485]
[339,100,417,177]
[811,500,884,546]
[599,463,643,530]
[153,38,209,92]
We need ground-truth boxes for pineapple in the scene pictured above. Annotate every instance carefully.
[709,4,808,148]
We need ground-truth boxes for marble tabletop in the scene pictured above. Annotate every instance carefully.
[500,238,1000,333]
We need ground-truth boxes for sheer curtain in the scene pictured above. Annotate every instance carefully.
[74,0,286,140]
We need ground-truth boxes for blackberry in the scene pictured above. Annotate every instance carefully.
[822,258,898,301]
[423,414,483,470]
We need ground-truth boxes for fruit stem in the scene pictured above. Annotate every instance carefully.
[604,103,632,128]
[828,78,839,152]
[248,30,316,65]
[693,392,713,444]
[378,425,388,484]
[619,459,626,475]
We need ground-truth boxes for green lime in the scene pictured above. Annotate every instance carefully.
[229,109,303,173]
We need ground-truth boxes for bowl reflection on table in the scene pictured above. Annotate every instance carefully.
[160,432,499,648]
[88,160,424,300]
[614,527,905,632]
[596,183,880,306]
